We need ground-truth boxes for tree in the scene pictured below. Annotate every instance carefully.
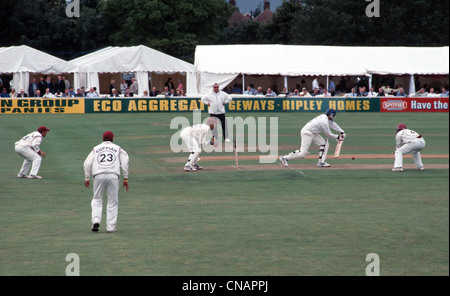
[0,0,108,60]
[267,0,449,46]
[100,0,233,61]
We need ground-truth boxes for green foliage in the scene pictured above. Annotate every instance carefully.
[0,0,447,60]
[100,0,233,60]
[0,0,108,60]
[225,0,449,46]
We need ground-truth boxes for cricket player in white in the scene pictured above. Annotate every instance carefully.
[15,126,50,179]
[279,109,346,167]
[84,131,129,232]
[392,123,426,172]
[180,118,216,172]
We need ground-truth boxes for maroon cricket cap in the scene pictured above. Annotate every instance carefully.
[38,126,50,133]
[103,131,114,141]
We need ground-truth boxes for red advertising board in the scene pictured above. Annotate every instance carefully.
[380,97,449,112]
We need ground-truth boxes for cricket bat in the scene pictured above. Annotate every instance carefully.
[334,140,343,158]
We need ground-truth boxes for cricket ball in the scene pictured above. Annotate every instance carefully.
[352,157,355,160]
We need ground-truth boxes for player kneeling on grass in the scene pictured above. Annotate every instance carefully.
[15,126,50,179]
[180,118,217,172]
[392,123,426,172]
[83,131,129,233]
[279,108,346,168]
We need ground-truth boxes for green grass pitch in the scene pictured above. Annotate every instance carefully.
[0,112,448,276]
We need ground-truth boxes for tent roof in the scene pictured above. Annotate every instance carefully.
[194,45,449,76]
[70,45,195,74]
[0,45,78,74]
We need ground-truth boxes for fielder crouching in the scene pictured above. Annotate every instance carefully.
[180,118,217,172]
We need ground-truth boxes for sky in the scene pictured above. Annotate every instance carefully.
[235,0,284,13]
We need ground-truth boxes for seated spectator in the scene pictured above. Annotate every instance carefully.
[149,87,159,97]
[311,88,320,97]
[17,88,28,98]
[347,88,358,97]
[321,89,331,97]
[0,88,9,97]
[169,88,178,97]
[255,86,264,95]
[163,86,170,96]
[179,89,187,97]
[68,87,76,97]
[124,87,133,97]
[265,88,277,97]
[278,87,289,96]
[230,83,242,94]
[414,88,428,97]
[110,88,120,97]
[35,89,42,97]
[440,87,449,97]
[396,87,406,97]
[244,86,254,95]
[357,86,368,97]
[10,88,17,98]
[290,89,300,97]
[367,87,378,97]
[377,87,386,97]
[382,85,394,95]
[427,87,439,97]
[74,89,84,97]
[86,87,99,98]
[141,90,149,97]
[61,88,72,97]
[299,87,311,97]
[43,88,56,98]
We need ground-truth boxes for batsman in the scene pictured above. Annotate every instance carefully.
[279,108,346,167]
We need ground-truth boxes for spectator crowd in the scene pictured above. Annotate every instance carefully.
[1,75,448,98]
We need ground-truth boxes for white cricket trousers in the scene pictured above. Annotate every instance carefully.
[180,131,201,166]
[15,145,42,176]
[91,174,119,232]
[284,128,328,162]
[394,138,426,168]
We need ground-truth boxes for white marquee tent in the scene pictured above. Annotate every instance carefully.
[194,45,449,95]
[0,45,78,93]
[70,45,198,95]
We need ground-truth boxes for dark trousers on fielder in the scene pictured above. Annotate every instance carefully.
[209,113,228,140]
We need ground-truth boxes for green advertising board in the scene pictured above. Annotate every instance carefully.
[82,97,380,113]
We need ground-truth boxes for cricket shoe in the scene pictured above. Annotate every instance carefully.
[418,166,425,171]
[317,162,331,167]
[193,164,203,170]
[107,229,117,233]
[17,174,28,178]
[392,167,404,172]
[28,175,42,179]
[279,156,289,167]
[184,166,197,172]
[91,223,100,232]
